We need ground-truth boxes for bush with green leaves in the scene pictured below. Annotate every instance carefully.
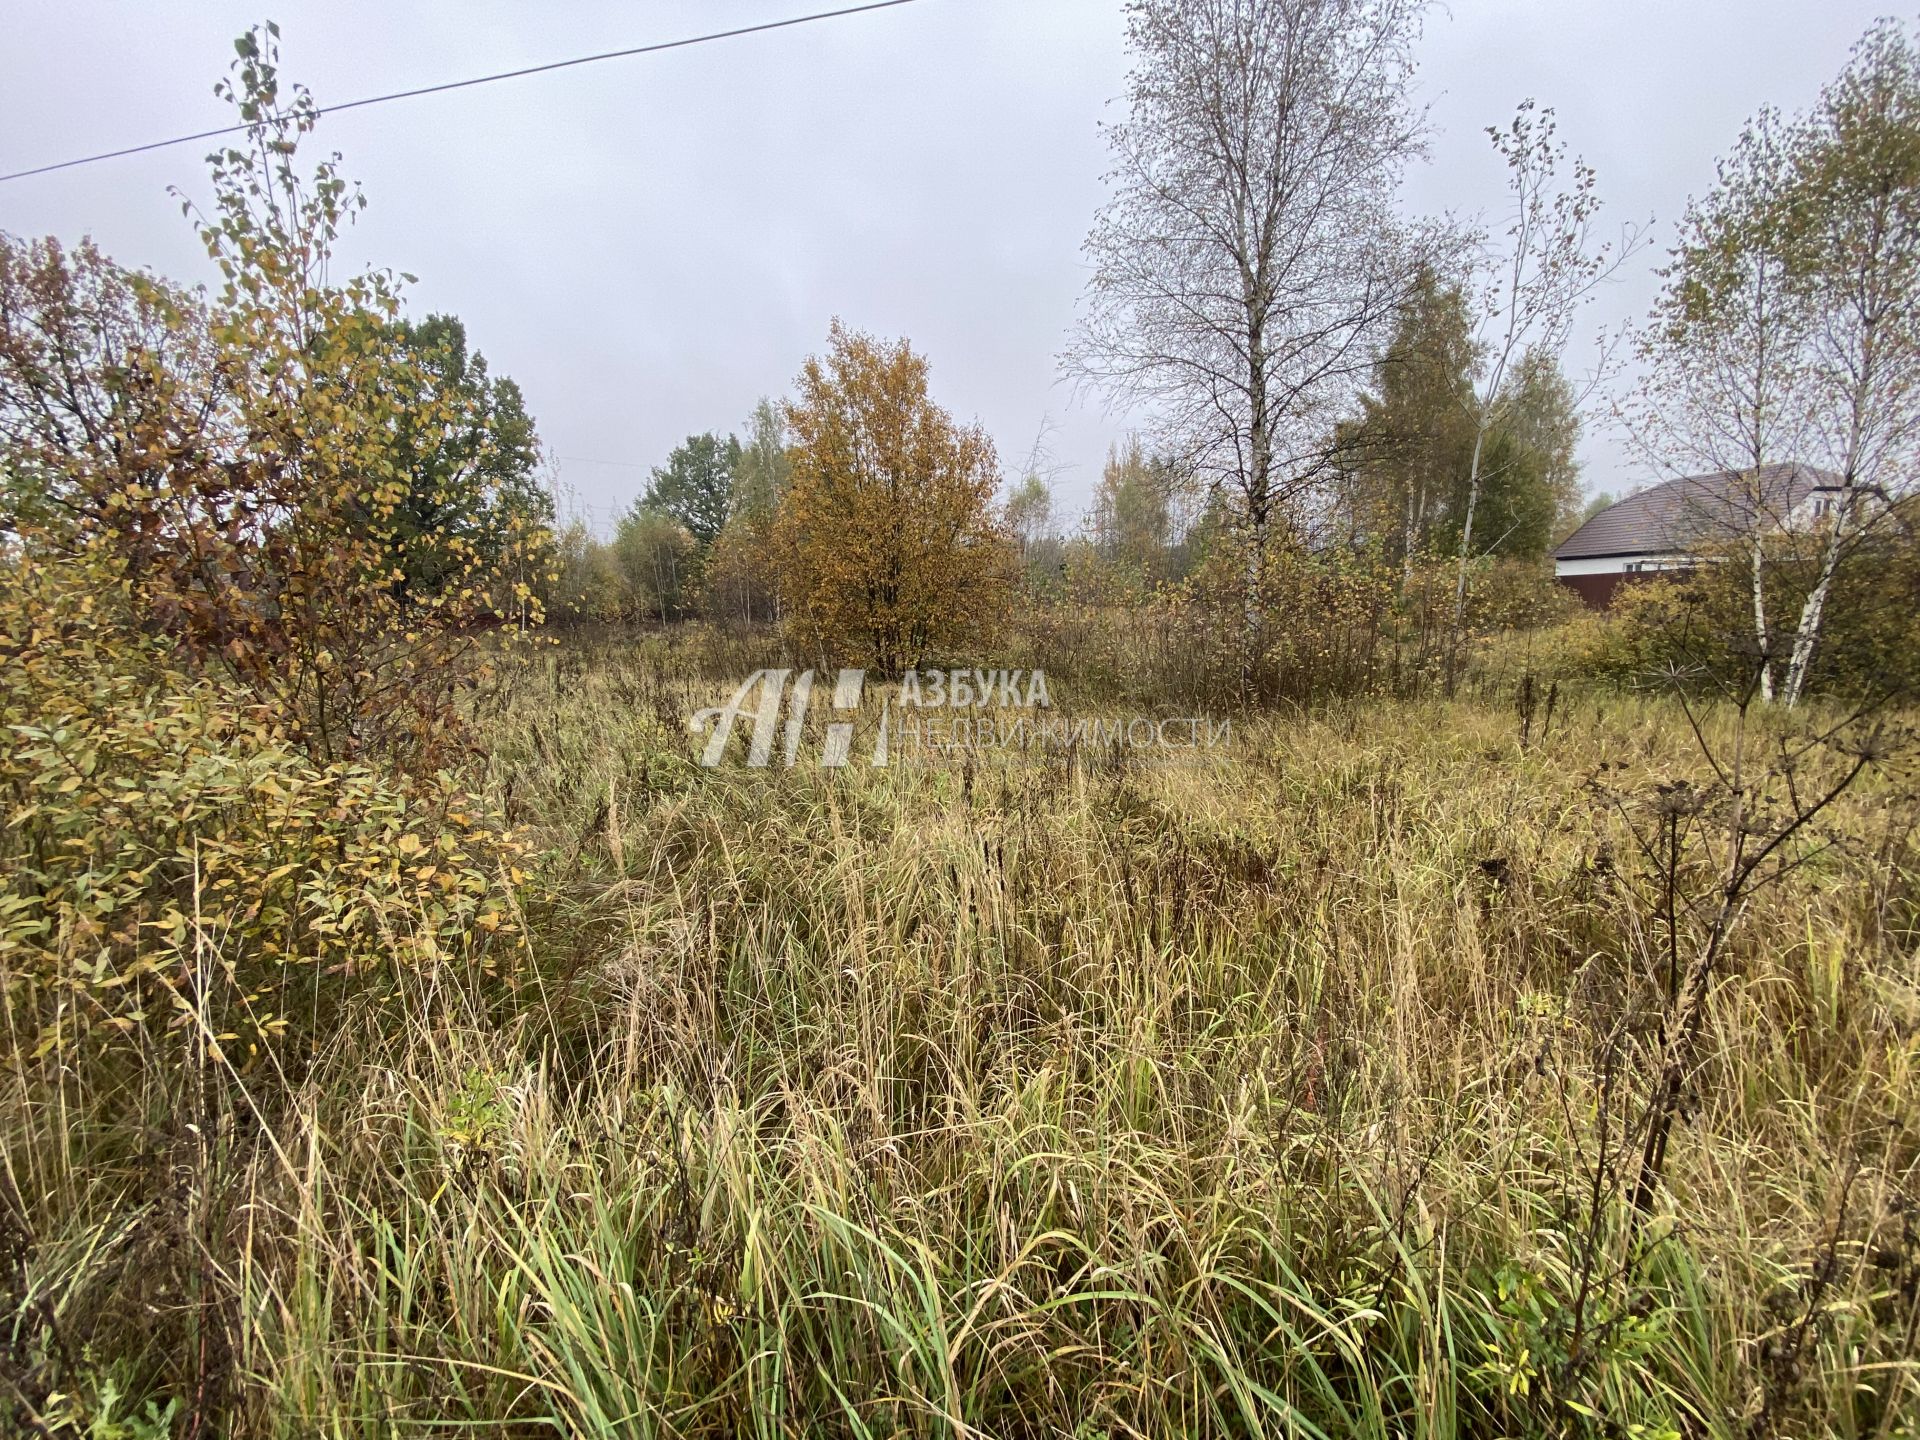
[0,549,524,1066]
[1562,525,1920,699]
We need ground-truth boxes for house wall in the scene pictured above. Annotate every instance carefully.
[1553,555,1695,610]
[1558,571,1625,609]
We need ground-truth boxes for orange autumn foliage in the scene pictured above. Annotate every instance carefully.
[772,322,1015,673]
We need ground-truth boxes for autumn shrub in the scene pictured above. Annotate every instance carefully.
[1561,528,1920,698]
[0,548,524,1069]
[0,541,531,1433]
[0,21,538,1107]
[0,32,565,1432]
[1461,554,1585,630]
[0,29,549,773]
[1551,575,1692,685]
[1016,536,1575,708]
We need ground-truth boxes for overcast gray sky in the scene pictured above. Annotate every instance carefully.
[0,0,1889,531]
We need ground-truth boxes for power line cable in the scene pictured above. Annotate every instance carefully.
[1,0,925,185]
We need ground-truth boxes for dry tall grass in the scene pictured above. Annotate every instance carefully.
[5,631,1917,1437]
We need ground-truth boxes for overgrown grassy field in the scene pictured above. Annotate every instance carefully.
[7,631,1918,1438]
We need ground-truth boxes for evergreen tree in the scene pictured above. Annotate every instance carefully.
[1342,271,1581,569]
[1339,268,1479,567]
[388,313,552,598]
[644,433,740,549]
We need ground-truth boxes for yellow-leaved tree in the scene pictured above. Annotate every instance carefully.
[772,321,1014,672]
[0,26,551,773]
[0,26,535,1062]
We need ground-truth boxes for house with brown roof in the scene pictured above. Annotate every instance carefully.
[1553,463,1851,608]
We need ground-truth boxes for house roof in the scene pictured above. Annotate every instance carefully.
[1554,463,1840,561]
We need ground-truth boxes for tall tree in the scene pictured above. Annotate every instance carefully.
[1463,348,1581,561]
[1337,265,1479,581]
[387,313,551,598]
[772,322,1013,672]
[1065,0,1429,583]
[1005,471,1065,588]
[731,399,791,528]
[0,26,551,765]
[1633,19,1920,707]
[644,432,739,549]
[1092,437,1176,581]
[706,399,790,624]
[1005,422,1070,588]
[1446,102,1636,688]
[1342,273,1580,571]
[613,503,695,624]
[1777,19,1920,705]
[1630,110,1808,702]
[1005,472,1053,557]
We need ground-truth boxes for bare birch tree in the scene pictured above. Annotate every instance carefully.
[1064,0,1429,595]
[1628,111,1811,704]
[1445,103,1638,690]
[1777,19,1920,707]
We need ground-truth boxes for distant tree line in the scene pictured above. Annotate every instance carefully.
[545,1,1920,706]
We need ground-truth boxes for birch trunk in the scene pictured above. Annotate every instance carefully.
[1781,485,1855,707]
[1400,478,1421,599]
[1749,534,1776,703]
[1445,424,1489,692]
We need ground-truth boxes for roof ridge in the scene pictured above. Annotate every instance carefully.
[1553,462,1836,562]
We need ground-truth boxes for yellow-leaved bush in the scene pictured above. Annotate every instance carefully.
[0,552,524,1063]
